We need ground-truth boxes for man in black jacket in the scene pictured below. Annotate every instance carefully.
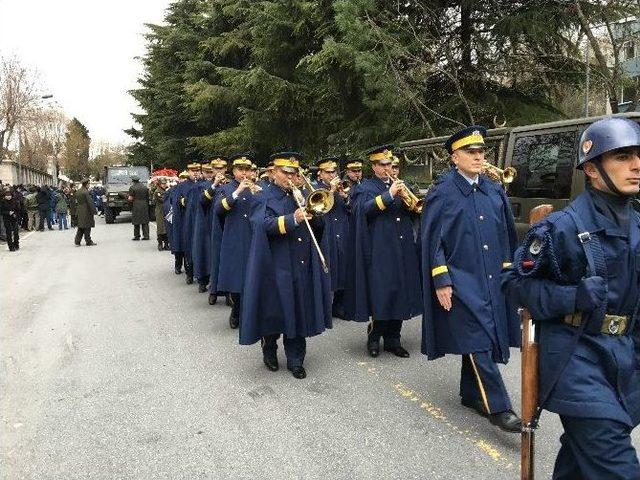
[1,187,22,251]
[36,186,52,231]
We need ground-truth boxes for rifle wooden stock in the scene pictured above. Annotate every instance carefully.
[521,204,553,480]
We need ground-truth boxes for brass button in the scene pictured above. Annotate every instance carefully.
[479,215,484,220]
[488,274,493,279]
[301,260,305,264]
[297,237,302,242]
[483,245,488,250]
[396,217,401,222]
[399,235,403,239]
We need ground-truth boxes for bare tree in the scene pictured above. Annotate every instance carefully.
[0,56,39,160]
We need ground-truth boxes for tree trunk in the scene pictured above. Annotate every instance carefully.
[574,1,619,112]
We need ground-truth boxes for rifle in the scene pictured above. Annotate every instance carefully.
[521,204,554,480]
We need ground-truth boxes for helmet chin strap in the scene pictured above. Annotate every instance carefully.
[594,161,626,197]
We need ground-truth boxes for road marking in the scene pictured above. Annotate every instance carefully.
[356,361,514,470]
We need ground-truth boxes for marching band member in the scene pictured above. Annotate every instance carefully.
[240,152,332,379]
[170,164,200,275]
[421,126,520,433]
[210,153,258,329]
[347,145,422,358]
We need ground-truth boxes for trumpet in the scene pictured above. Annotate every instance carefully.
[388,174,423,214]
[214,173,232,186]
[298,170,335,216]
[482,162,516,185]
[288,180,329,273]
[246,179,262,194]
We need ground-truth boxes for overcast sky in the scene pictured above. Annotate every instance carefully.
[0,0,171,146]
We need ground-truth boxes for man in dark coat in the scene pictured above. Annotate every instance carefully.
[209,154,257,328]
[240,152,332,379]
[504,117,640,478]
[421,126,520,433]
[36,185,52,231]
[153,178,169,250]
[128,175,150,241]
[1,187,22,251]
[346,145,422,359]
[74,179,97,246]
[68,185,78,227]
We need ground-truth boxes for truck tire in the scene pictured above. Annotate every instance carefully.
[105,207,115,224]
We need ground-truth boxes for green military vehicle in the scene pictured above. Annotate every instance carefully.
[399,111,640,238]
[102,165,150,224]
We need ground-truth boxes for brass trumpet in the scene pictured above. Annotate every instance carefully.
[482,163,516,185]
[247,180,262,194]
[388,174,423,214]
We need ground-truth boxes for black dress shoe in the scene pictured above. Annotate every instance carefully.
[86,242,97,246]
[384,345,410,358]
[185,276,193,285]
[229,313,239,329]
[132,237,140,241]
[157,242,163,251]
[208,293,217,305]
[142,237,150,241]
[263,356,279,372]
[174,267,182,275]
[288,366,306,379]
[461,398,488,418]
[198,284,207,293]
[367,340,380,358]
[489,410,521,433]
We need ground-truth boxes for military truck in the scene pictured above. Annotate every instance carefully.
[102,165,150,224]
[399,111,640,237]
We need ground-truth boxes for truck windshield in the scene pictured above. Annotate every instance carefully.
[106,167,150,184]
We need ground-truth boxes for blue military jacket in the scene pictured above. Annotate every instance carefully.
[209,180,255,294]
[182,179,209,263]
[313,180,350,292]
[240,184,332,345]
[421,169,520,363]
[503,191,640,426]
[191,180,214,280]
[345,177,422,322]
[170,180,198,254]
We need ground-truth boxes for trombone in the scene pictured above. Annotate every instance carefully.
[288,179,329,273]
[297,170,334,216]
[388,174,424,214]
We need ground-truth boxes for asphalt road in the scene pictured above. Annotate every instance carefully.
[2,216,639,479]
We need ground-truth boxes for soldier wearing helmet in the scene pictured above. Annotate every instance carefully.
[504,117,640,478]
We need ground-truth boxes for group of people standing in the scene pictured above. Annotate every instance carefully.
[0,182,76,252]
[151,119,640,479]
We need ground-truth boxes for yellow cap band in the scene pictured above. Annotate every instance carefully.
[369,150,393,162]
[232,157,252,167]
[187,163,201,170]
[451,134,485,152]
[432,265,449,277]
[273,157,300,169]
[346,162,362,169]
[318,161,338,171]
[278,215,287,234]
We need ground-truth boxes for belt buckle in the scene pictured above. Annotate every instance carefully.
[608,317,621,335]
[604,315,626,335]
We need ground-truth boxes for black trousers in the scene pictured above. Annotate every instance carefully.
[74,227,92,245]
[2,216,19,249]
[133,223,149,239]
[185,259,193,278]
[229,293,241,319]
[262,335,306,368]
[367,319,403,348]
[38,208,51,230]
[174,252,184,270]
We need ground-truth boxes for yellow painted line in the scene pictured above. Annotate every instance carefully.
[356,361,514,470]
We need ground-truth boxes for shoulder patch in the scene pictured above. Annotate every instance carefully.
[515,217,562,279]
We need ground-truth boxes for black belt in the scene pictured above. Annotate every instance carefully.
[564,313,628,336]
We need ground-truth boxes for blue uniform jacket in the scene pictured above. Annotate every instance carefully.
[313,181,350,292]
[163,187,174,245]
[182,179,209,263]
[503,191,640,426]
[209,180,255,294]
[344,177,422,322]
[240,184,332,345]
[170,180,198,254]
[421,169,519,363]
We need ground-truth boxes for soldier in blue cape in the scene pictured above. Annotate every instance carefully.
[164,171,188,253]
[181,163,208,285]
[170,165,200,275]
[313,157,350,318]
[240,152,332,379]
[210,153,258,329]
[503,117,640,477]
[200,157,230,305]
[421,126,520,433]
[346,145,422,358]
[192,158,228,293]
